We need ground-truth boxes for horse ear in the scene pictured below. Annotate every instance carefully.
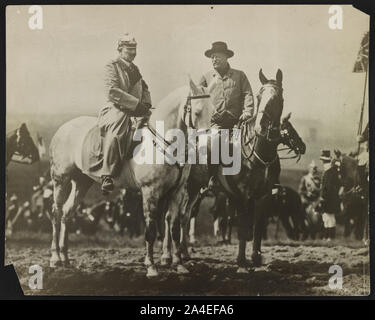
[282,112,291,123]
[19,123,28,135]
[276,69,283,86]
[188,76,200,96]
[259,69,268,85]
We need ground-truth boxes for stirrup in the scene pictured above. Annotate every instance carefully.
[207,175,217,191]
[101,176,114,195]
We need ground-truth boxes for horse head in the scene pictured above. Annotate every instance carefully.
[183,78,213,130]
[254,69,284,140]
[280,112,306,159]
[333,151,361,193]
[15,123,40,162]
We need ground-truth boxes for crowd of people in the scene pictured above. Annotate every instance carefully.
[6,175,144,238]
[6,141,369,245]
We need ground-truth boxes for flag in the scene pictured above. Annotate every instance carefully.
[36,132,46,159]
[353,31,369,73]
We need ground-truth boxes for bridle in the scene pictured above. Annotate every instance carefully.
[146,93,211,168]
[182,94,210,129]
[278,124,303,161]
[240,83,283,172]
[254,83,283,142]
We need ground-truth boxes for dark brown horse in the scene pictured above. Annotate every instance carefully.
[6,123,39,167]
[187,115,306,245]
[334,150,368,241]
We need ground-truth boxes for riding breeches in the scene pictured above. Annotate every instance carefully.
[98,106,132,176]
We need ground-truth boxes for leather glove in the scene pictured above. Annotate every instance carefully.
[239,110,253,122]
[132,102,151,117]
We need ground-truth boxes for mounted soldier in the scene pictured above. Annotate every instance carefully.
[98,33,152,195]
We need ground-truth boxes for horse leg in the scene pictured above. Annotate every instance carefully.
[161,211,172,266]
[221,216,228,243]
[189,217,196,244]
[237,199,254,271]
[188,192,202,244]
[280,214,294,240]
[252,198,265,267]
[227,215,233,244]
[169,185,189,274]
[142,186,160,277]
[179,206,191,261]
[59,176,92,266]
[213,218,220,239]
[50,175,71,268]
[227,199,236,244]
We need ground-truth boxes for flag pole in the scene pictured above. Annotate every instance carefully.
[357,65,368,155]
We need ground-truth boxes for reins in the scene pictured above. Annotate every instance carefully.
[145,94,211,169]
[183,94,210,130]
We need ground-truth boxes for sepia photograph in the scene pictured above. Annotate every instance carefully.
[4,4,371,297]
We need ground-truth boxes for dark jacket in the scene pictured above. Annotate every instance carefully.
[320,166,341,214]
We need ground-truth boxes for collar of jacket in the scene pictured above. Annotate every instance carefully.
[212,64,233,79]
[117,57,134,68]
[115,57,142,87]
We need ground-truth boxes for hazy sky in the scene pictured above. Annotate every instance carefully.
[6,5,369,130]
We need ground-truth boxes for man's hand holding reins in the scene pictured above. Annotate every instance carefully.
[239,110,253,122]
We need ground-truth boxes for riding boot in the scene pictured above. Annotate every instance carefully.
[330,227,336,240]
[207,164,219,191]
[322,227,328,240]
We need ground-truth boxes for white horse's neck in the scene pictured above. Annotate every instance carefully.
[150,86,190,134]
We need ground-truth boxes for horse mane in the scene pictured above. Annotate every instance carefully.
[150,86,189,125]
[340,154,360,187]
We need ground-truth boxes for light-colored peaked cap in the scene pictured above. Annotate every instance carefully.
[118,33,137,50]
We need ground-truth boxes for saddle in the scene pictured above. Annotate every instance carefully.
[81,124,140,177]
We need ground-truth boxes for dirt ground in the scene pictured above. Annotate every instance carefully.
[5,229,370,296]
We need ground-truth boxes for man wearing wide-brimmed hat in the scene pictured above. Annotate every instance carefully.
[98,33,152,195]
[200,41,255,189]
[318,150,341,241]
[199,41,254,128]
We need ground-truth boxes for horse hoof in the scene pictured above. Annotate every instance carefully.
[62,260,70,268]
[181,253,191,262]
[252,253,262,267]
[177,264,189,274]
[172,255,182,266]
[160,256,172,266]
[236,267,248,274]
[49,259,62,268]
[144,257,152,267]
[146,266,159,278]
[189,238,196,245]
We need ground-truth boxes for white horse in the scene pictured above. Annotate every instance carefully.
[48,80,210,277]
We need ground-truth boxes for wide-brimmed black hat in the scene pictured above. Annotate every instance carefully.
[204,41,234,58]
[319,149,332,161]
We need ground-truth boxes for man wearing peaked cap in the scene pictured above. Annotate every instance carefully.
[318,149,341,241]
[299,160,321,212]
[97,33,152,195]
